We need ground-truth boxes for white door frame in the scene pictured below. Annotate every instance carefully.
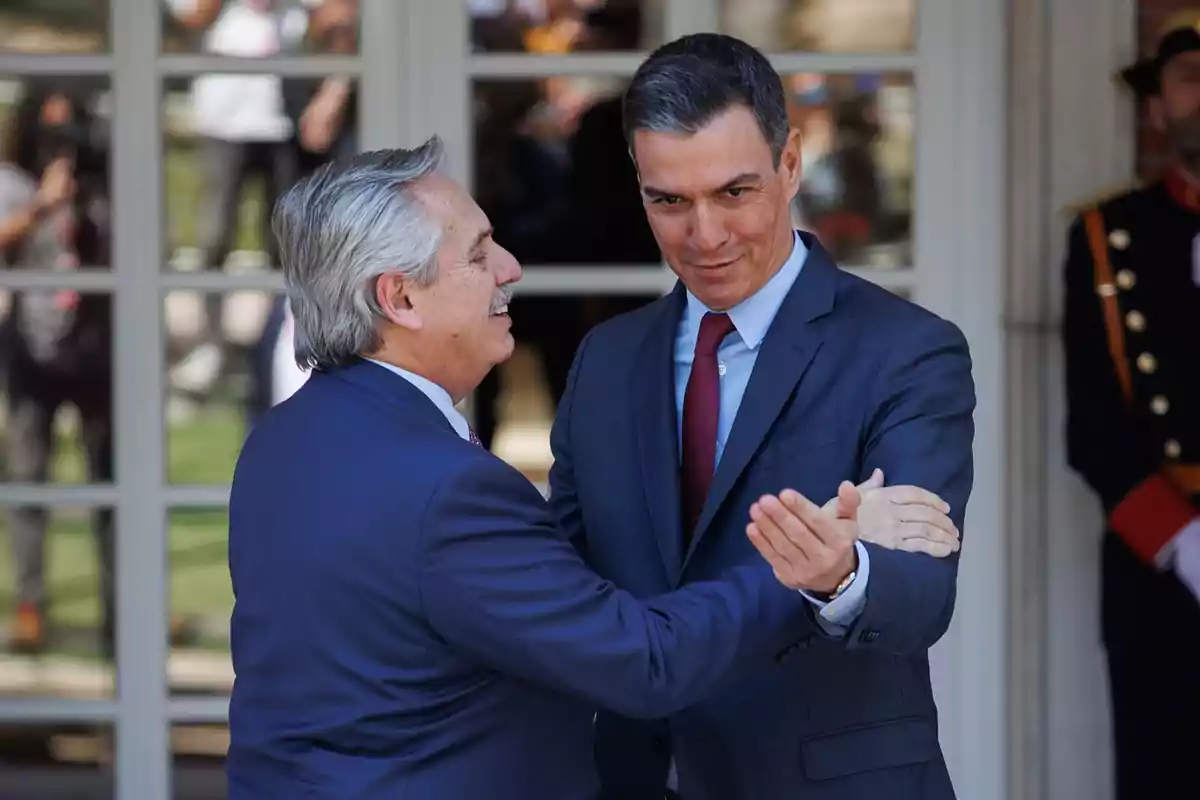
[1007,0,1138,798]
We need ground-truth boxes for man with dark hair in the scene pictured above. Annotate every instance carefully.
[1062,12,1200,799]
[548,33,974,799]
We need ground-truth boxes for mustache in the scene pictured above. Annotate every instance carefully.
[489,286,513,314]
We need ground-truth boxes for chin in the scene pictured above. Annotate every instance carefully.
[493,332,516,363]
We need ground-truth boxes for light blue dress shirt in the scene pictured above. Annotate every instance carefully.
[673,232,870,636]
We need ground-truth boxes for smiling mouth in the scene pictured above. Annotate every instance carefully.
[694,260,736,270]
[490,304,509,316]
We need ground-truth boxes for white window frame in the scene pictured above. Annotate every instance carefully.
[0,1,1005,798]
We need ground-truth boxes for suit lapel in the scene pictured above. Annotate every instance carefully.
[682,237,839,572]
[633,285,688,581]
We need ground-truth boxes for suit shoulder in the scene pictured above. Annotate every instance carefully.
[1061,182,1145,219]
[583,293,676,350]
[834,271,970,357]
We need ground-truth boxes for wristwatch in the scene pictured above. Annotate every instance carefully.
[828,569,857,602]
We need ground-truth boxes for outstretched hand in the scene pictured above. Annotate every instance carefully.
[842,469,960,557]
[746,483,860,594]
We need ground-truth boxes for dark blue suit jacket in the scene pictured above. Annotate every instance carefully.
[549,236,975,800]
[226,357,816,799]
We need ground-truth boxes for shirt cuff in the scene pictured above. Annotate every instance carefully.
[1157,516,1200,569]
[797,540,870,636]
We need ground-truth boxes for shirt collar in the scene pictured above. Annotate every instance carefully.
[364,358,471,440]
[683,231,807,350]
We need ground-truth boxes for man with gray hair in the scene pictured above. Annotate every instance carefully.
[224,138,945,798]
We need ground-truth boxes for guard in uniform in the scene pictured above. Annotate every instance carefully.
[1062,14,1200,799]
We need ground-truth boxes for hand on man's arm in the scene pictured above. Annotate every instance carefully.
[747,317,974,653]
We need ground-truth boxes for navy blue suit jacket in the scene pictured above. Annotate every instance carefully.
[549,236,975,799]
[226,357,815,799]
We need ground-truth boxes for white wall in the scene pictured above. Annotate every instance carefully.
[1008,0,1138,798]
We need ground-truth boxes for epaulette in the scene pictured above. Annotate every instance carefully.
[1060,181,1141,216]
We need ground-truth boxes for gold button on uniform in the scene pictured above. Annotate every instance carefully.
[1116,269,1136,290]
[1125,310,1145,332]
[1109,229,1131,249]
[1165,439,1182,459]
[1137,352,1157,373]
[1151,395,1169,415]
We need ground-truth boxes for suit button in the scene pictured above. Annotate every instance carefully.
[651,736,666,755]
[775,644,798,663]
[859,629,880,643]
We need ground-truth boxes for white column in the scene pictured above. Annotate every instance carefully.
[1041,1,1137,798]
[111,0,170,796]
[916,0,1007,797]
[1006,0,1051,794]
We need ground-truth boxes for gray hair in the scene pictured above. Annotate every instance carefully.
[271,137,445,371]
[622,33,790,166]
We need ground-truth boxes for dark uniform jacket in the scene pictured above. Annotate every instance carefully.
[1062,168,1200,651]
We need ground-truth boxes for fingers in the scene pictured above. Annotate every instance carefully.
[833,480,860,519]
[857,468,885,492]
[897,504,959,538]
[895,537,958,558]
[749,498,813,564]
[897,521,959,552]
[778,489,856,549]
[868,485,948,513]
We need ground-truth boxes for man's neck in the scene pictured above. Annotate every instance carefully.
[363,348,466,405]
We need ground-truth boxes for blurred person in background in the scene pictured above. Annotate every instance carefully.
[0,81,113,654]
[253,0,360,420]
[472,0,656,451]
[165,0,304,400]
[1063,12,1200,798]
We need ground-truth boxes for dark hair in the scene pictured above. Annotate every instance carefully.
[0,81,96,176]
[622,33,790,166]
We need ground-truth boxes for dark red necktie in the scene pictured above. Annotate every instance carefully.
[681,312,735,544]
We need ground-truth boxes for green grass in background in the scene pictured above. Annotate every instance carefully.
[0,404,246,657]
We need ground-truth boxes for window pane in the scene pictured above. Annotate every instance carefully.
[0,505,115,698]
[0,1,109,54]
[471,0,662,53]
[163,74,360,271]
[787,72,913,267]
[0,723,115,797]
[163,0,360,55]
[473,76,659,266]
[165,291,290,485]
[0,76,112,271]
[174,724,229,798]
[720,0,915,52]
[168,508,232,697]
[0,286,114,487]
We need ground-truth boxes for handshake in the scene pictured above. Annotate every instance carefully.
[745,469,959,594]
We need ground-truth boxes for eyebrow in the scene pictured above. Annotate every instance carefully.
[641,172,763,199]
[469,227,493,253]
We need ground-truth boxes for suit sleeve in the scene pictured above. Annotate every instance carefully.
[546,328,594,558]
[841,315,976,654]
[418,455,811,720]
[1061,215,1197,563]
